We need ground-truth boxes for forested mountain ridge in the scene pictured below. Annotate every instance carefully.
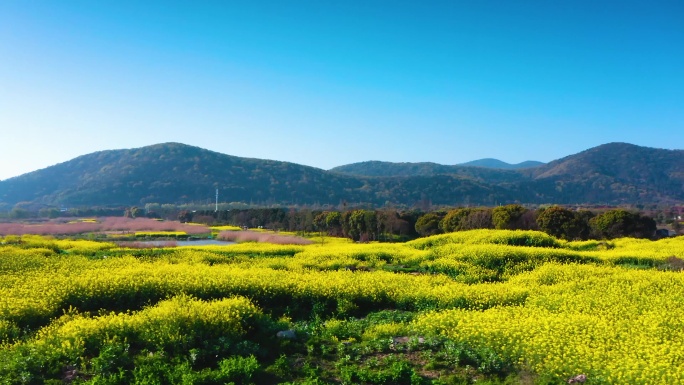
[523,143,684,204]
[0,143,507,207]
[0,143,364,206]
[0,142,682,208]
[328,161,527,184]
[329,159,544,178]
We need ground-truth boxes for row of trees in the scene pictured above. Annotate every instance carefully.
[0,202,664,241]
[184,205,661,241]
[187,208,422,241]
[415,205,658,240]
[1,204,125,220]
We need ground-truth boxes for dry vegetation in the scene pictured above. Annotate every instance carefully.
[217,230,313,245]
[0,217,210,236]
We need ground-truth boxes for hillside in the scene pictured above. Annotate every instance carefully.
[525,142,684,204]
[0,142,682,208]
[329,161,527,184]
[0,143,359,206]
[330,159,543,178]
[0,143,508,207]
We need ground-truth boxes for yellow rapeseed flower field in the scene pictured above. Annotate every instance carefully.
[1,230,684,383]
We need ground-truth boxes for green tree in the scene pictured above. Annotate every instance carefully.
[363,210,379,241]
[440,208,471,233]
[415,213,443,237]
[536,206,591,240]
[634,215,657,238]
[325,211,343,236]
[492,204,527,230]
[590,209,656,239]
[574,210,594,239]
[313,211,328,233]
[347,210,367,241]
[341,209,378,241]
[8,207,30,219]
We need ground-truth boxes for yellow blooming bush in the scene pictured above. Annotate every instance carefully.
[33,295,260,355]
[414,262,684,383]
[210,225,243,231]
[407,229,563,249]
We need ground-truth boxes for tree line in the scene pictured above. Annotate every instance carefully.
[424,205,658,240]
[186,208,421,242]
[1,201,665,241]
[183,204,662,241]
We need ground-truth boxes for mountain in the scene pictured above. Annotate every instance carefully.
[0,143,363,206]
[0,142,682,208]
[329,161,526,184]
[458,158,544,169]
[524,142,684,204]
[329,159,543,178]
[0,143,510,207]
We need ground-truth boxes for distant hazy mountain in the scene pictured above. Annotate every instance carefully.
[0,142,682,208]
[330,159,543,178]
[329,161,526,184]
[458,158,544,169]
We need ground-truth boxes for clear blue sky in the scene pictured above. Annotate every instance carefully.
[1,0,683,180]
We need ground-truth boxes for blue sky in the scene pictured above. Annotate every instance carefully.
[1,1,682,180]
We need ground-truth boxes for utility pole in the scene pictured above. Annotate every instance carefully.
[215,188,219,212]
